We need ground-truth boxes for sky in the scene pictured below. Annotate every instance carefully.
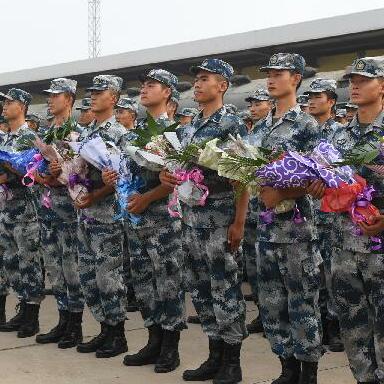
[0,0,383,74]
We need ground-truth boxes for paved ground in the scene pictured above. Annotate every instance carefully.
[0,290,355,384]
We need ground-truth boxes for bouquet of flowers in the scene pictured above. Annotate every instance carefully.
[123,114,179,172]
[112,154,144,224]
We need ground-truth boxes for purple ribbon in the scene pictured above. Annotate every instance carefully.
[371,236,383,251]
[350,185,376,222]
[293,205,306,224]
[68,173,93,190]
[260,209,275,224]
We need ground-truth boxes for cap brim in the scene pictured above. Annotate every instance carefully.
[260,65,296,72]
[86,85,108,91]
[343,71,377,79]
[76,106,91,110]
[43,89,64,94]
[245,96,270,102]
[190,65,218,76]
[0,93,13,101]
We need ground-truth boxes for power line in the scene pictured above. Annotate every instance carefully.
[88,0,101,58]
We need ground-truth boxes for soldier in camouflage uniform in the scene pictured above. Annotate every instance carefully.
[255,54,323,384]
[176,107,198,127]
[74,75,128,358]
[0,89,44,338]
[25,113,40,132]
[115,97,138,130]
[331,57,384,384]
[335,108,348,125]
[166,87,180,123]
[245,88,272,132]
[161,59,249,384]
[244,89,272,335]
[111,69,186,374]
[76,98,95,128]
[345,101,358,123]
[34,78,85,349]
[305,78,345,353]
[297,94,309,113]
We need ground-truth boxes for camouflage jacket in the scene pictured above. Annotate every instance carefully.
[256,104,319,243]
[334,110,384,253]
[0,123,37,223]
[177,105,248,229]
[78,115,126,224]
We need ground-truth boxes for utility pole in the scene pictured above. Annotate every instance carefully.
[88,0,101,58]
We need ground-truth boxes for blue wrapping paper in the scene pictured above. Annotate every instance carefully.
[0,148,48,175]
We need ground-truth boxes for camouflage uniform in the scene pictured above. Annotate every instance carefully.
[123,69,186,331]
[77,75,127,326]
[178,60,249,345]
[255,53,323,363]
[35,78,85,314]
[0,91,43,304]
[331,56,384,383]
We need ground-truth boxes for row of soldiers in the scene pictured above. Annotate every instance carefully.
[0,52,383,384]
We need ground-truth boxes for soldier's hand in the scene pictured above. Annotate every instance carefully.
[227,222,244,252]
[159,169,179,188]
[0,173,8,184]
[102,169,118,187]
[49,160,62,178]
[358,215,384,237]
[128,193,150,214]
[306,180,326,199]
[74,192,94,209]
[259,186,283,209]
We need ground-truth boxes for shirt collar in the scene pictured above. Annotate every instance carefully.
[196,105,226,125]
[8,122,29,137]
[265,104,301,127]
[347,109,384,136]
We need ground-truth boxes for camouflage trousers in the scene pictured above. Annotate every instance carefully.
[318,224,339,321]
[0,245,9,296]
[243,223,258,303]
[122,227,135,301]
[1,220,44,304]
[126,220,186,331]
[183,224,247,345]
[41,220,84,313]
[77,221,126,326]
[332,249,384,383]
[256,241,323,362]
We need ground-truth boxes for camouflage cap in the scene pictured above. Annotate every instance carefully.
[139,69,178,90]
[224,103,238,114]
[344,56,384,79]
[345,102,358,110]
[190,58,234,82]
[0,88,32,106]
[260,53,306,75]
[43,78,77,95]
[170,89,180,104]
[176,107,198,117]
[86,74,123,92]
[237,109,253,121]
[296,94,309,106]
[115,97,139,114]
[75,97,92,110]
[245,88,270,102]
[335,108,347,118]
[46,109,54,120]
[304,78,337,95]
[25,113,41,124]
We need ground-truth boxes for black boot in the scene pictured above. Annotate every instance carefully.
[328,319,344,352]
[183,338,224,381]
[123,324,163,366]
[17,303,40,338]
[58,311,83,349]
[0,301,26,332]
[0,295,6,325]
[213,342,242,384]
[155,330,180,373]
[36,310,69,344]
[77,322,108,353]
[247,315,264,334]
[272,357,301,384]
[187,315,201,324]
[298,361,318,384]
[96,321,128,358]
